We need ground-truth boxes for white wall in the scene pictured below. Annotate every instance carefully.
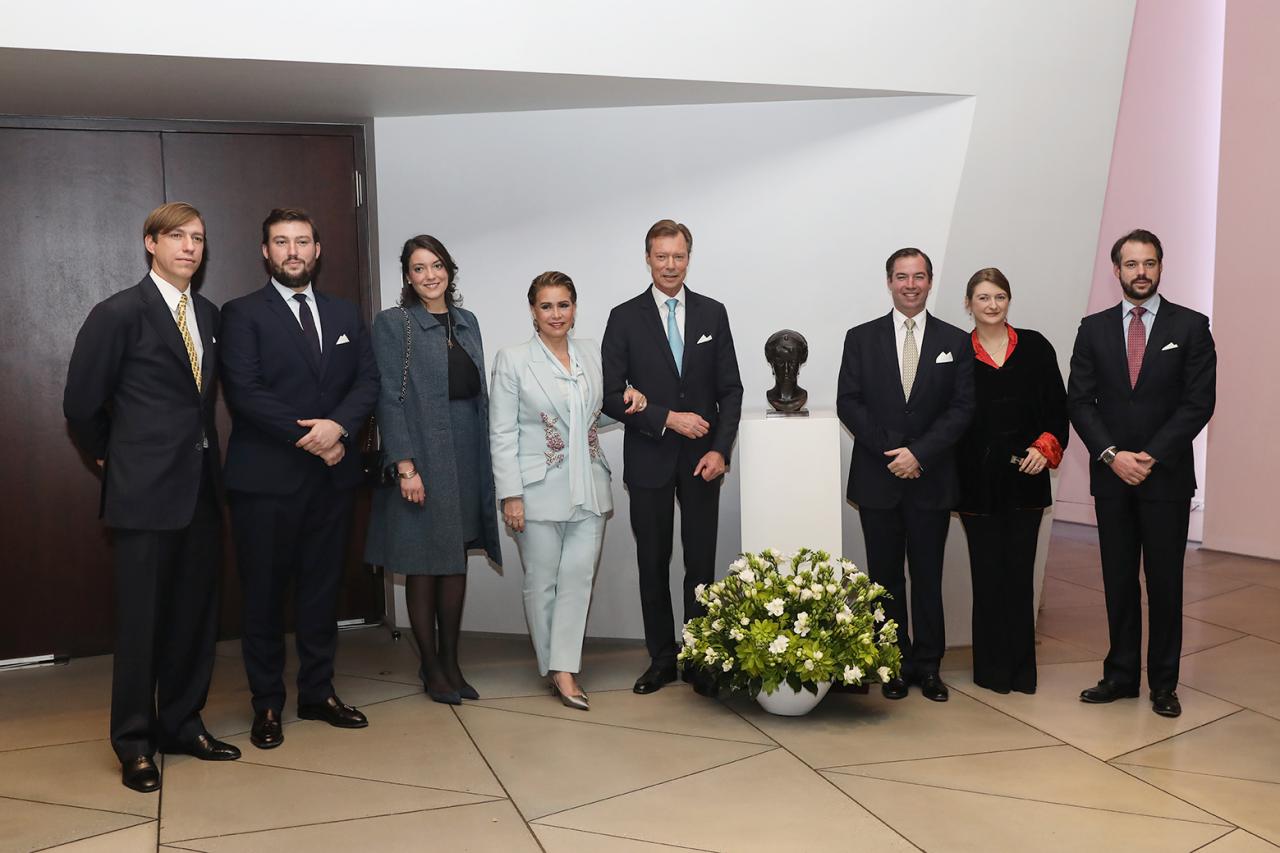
[376,96,975,638]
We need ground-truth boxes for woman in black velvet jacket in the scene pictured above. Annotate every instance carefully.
[957,268,1069,694]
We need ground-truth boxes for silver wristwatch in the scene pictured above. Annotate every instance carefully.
[1099,447,1118,466]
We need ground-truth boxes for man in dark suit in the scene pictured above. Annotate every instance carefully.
[837,248,975,702]
[1069,229,1216,718]
[64,202,241,793]
[220,208,378,748]
[602,219,743,696]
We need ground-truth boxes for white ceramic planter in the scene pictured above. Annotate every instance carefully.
[755,681,832,716]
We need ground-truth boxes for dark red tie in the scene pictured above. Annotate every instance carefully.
[1127,306,1147,387]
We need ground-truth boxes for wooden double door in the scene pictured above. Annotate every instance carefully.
[0,119,382,660]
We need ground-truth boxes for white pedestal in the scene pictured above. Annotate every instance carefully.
[738,410,843,556]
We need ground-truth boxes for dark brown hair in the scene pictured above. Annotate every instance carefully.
[885,247,933,280]
[527,271,577,306]
[143,202,204,240]
[1110,229,1163,265]
[965,267,1011,301]
[399,235,460,308]
[262,207,319,244]
[645,219,693,255]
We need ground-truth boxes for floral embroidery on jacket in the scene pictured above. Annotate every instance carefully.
[587,410,603,460]
[540,412,565,467]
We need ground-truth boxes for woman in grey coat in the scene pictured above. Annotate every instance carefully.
[365,235,502,705]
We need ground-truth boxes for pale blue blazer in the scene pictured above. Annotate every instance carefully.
[489,336,614,521]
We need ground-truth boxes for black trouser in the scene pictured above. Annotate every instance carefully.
[859,505,951,680]
[230,468,355,713]
[628,466,722,666]
[960,508,1043,693]
[110,460,221,762]
[1095,494,1190,692]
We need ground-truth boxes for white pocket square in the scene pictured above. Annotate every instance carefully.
[935,351,954,364]
[697,334,713,344]
[211,336,217,343]
[1162,342,1178,351]
[335,334,351,345]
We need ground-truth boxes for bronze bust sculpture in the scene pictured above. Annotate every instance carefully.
[765,329,808,413]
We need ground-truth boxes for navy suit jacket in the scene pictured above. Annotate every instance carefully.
[220,282,378,495]
[837,310,975,510]
[1067,298,1216,501]
[601,287,743,489]
[64,277,222,530]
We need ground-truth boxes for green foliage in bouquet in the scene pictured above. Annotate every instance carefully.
[677,548,902,697]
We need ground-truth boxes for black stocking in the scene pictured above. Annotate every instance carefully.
[406,575,452,694]
[436,573,471,692]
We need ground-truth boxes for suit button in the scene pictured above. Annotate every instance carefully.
[679,393,685,399]
[905,409,912,415]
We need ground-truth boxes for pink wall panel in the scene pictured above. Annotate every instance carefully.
[1201,0,1280,558]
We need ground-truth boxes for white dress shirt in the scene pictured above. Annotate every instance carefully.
[891,307,928,375]
[1121,293,1161,347]
[150,271,202,365]
[272,278,323,351]
[651,284,686,344]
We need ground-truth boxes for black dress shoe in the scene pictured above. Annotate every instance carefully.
[1080,679,1140,704]
[121,755,160,793]
[881,676,908,700]
[427,686,462,705]
[168,733,241,761]
[456,682,480,701]
[298,696,368,728]
[1151,690,1182,718]
[920,674,949,702]
[251,709,284,750]
[633,662,677,695]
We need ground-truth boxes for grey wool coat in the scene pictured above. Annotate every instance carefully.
[364,302,502,573]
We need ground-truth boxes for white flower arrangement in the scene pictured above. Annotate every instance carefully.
[678,548,902,696]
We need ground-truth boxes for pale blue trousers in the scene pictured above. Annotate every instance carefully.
[516,515,605,675]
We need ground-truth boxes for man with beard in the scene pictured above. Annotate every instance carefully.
[1069,229,1216,718]
[220,208,378,747]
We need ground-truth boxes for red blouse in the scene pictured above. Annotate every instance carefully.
[971,325,1063,468]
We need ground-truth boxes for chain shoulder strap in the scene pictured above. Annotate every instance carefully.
[397,305,412,403]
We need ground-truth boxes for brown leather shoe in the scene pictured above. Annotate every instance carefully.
[251,709,284,749]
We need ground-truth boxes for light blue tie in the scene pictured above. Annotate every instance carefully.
[665,297,683,375]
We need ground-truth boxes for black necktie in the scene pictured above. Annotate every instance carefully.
[293,293,321,364]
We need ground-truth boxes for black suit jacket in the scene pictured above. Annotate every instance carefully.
[601,287,743,489]
[1067,298,1215,501]
[64,276,222,530]
[837,311,975,510]
[220,283,378,495]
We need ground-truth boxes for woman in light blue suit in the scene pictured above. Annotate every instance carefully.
[489,271,645,710]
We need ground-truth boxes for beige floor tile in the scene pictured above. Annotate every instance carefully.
[43,820,158,852]
[457,635,653,699]
[1043,560,1107,591]
[227,693,503,795]
[157,756,494,843]
[1041,577,1107,608]
[162,800,537,853]
[1196,829,1280,852]
[1122,766,1280,845]
[824,773,1231,853]
[723,687,1057,768]
[948,661,1239,759]
[538,748,915,852]
[828,743,1222,823]
[1115,710,1280,783]
[1192,553,1280,589]
[455,704,771,820]
[475,683,772,745]
[0,656,111,752]
[1036,604,1243,658]
[1180,568,1257,604]
[1032,632,1106,664]
[1180,636,1280,717]
[0,740,156,818]
[0,797,149,853]
[1184,586,1280,643]
[534,824,710,852]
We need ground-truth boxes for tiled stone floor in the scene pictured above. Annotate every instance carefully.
[2,521,1278,851]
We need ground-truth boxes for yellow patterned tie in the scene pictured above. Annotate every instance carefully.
[901,317,918,400]
[175,292,202,391]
